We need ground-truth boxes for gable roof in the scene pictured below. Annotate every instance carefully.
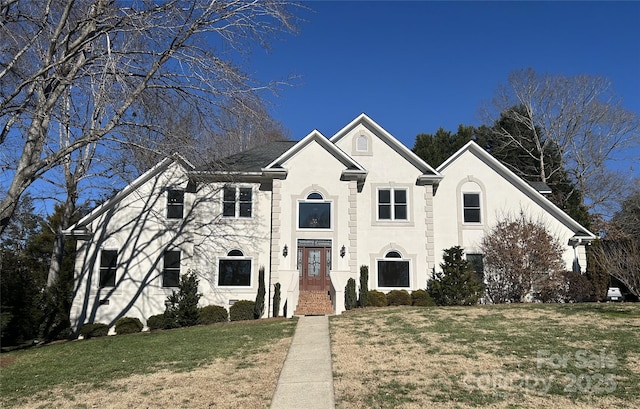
[64,154,194,235]
[329,113,443,182]
[263,130,368,180]
[437,141,596,240]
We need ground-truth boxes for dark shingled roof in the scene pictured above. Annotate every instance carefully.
[196,140,298,173]
[527,181,552,194]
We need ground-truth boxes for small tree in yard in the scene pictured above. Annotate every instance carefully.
[254,266,266,319]
[427,246,484,306]
[164,271,202,328]
[345,278,357,310]
[358,265,370,307]
[481,213,565,303]
[273,282,281,318]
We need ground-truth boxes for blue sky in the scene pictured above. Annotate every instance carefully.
[252,1,639,168]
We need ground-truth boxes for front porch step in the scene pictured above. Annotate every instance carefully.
[295,290,334,316]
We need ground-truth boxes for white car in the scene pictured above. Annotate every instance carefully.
[606,287,623,302]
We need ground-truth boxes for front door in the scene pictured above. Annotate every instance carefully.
[299,244,331,291]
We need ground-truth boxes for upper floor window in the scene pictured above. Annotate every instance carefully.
[163,250,181,287]
[356,135,368,152]
[99,249,117,288]
[299,192,331,229]
[377,251,410,288]
[167,189,184,219]
[223,186,252,218]
[218,250,251,286]
[463,193,481,223]
[378,188,407,220]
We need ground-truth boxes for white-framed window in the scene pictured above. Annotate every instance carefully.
[163,250,181,287]
[377,188,408,220]
[167,189,184,219]
[298,192,331,229]
[223,186,252,218]
[463,192,481,223]
[99,249,117,288]
[377,251,410,288]
[218,250,252,286]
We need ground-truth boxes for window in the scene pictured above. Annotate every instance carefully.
[463,193,481,223]
[377,251,410,287]
[223,186,252,218]
[466,253,484,281]
[167,189,184,219]
[218,250,251,286]
[99,250,117,288]
[299,192,331,229]
[356,135,368,152]
[163,250,181,287]
[378,188,407,220]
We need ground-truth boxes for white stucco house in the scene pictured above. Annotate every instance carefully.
[65,114,596,330]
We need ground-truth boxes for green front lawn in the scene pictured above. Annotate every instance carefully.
[0,318,296,408]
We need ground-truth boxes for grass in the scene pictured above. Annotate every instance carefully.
[0,318,297,408]
[330,303,640,408]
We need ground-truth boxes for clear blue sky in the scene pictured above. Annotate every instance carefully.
[252,1,640,168]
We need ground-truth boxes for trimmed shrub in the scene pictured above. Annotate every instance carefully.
[411,289,435,306]
[345,278,357,310]
[230,300,256,321]
[115,317,143,335]
[146,314,165,331]
[254,267,266,319]
[368,290,387,307]
[198,305,228,324]
[79,323,109,339]
[387,289,411,306]
[358,265,369,307]
[273,282,281,317]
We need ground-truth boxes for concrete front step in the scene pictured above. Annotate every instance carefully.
[295,291,334,316]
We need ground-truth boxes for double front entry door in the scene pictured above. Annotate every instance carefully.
[298,240,331,291]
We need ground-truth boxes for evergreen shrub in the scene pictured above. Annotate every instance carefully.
[115,317,143,335]
[79,323,109,338]
[198,305,228,324]
[146,314,164,330]
[229,300,256,321]
[386,289,411,306]
[368,290,387,307]
[345,278,357,310]
[273,282,281,317]
[358,265,369,307]
[411,289,435,306]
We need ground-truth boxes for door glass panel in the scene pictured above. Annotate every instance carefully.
[326,248,331,276]
[308,249,321,276]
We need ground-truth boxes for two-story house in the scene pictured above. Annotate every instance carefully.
[65,114,595,330]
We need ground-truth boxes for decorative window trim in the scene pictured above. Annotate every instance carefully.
[376,187,409,221]
[218,249,252,287]
[462,192,482,224]
[352,130,373,156]
[222,186,253,219]
[297,192,333,230]
[376,250,411,289]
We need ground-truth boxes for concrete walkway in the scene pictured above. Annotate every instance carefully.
[270,315,335,409]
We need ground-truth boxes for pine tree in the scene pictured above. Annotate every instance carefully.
[427,246,484,306]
